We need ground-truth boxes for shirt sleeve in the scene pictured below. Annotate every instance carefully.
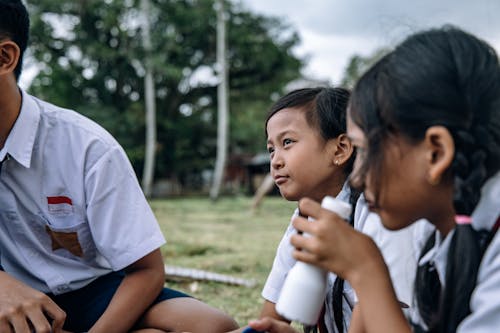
[457,231,500,332]
[261,209,300,303]
[84,145,165,270]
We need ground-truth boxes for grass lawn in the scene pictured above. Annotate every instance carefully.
[150,195,297,327]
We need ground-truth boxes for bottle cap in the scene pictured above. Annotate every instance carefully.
[321,196,352,220]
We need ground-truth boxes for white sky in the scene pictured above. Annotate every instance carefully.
[239,0,500,85]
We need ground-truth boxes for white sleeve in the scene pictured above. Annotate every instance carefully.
[84,145,165,270]
[457,231,500,332]
[261,210,300,303]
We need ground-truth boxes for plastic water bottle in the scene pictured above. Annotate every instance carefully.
[275,196,352,325]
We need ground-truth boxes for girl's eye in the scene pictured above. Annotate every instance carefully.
[267,146,274,154]
[283,138,293,146]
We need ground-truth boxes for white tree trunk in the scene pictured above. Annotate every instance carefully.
[141,0,157,198]
[210,0,229,201]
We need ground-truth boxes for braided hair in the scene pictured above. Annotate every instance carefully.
[349,26,500,333]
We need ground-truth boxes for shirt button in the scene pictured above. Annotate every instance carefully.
[56,285,71,293]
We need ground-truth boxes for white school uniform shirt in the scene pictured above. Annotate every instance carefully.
[409,171,500,332]
[262,182,424,333]
[0,89,165,295]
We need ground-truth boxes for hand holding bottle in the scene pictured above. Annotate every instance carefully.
[275,196,352,325]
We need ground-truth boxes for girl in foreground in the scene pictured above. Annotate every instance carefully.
[249,26,500,333]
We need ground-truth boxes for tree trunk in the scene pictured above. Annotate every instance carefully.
[210,0,229,201]
[141,0,157,198]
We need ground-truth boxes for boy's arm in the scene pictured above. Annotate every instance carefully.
[0,271,66,333]
[88,249,165,333]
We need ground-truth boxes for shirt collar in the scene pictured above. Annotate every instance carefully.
[0,89,40,168]
[337,180,351,202]
[472,170,500,230]
[418,229,454,285]
[417,171,500,284]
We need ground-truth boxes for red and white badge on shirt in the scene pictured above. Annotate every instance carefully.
[47,196,73,214]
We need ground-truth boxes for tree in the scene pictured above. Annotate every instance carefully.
[27,0,303,193]
[210,0,228,200]
[140,0,156,197]
[340,48,388,89]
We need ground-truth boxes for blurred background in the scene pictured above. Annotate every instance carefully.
[20,0,500,199]
[19,0,500,325]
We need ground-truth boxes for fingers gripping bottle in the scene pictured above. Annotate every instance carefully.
[275,196,352,326]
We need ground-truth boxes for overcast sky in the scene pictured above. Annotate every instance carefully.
[20,1,500,89]
[239,0,500,85]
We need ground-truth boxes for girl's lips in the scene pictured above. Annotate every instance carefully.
[274,176,288,185]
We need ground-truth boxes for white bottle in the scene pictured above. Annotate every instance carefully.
[275,196,352,326]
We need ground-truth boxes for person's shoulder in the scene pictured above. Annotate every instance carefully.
[34,96,118,147]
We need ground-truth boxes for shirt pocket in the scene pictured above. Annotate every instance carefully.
[39,213,96,261]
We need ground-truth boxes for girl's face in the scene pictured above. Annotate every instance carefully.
[347,115,454,231]
[266,107,344,202]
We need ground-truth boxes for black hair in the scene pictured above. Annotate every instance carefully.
[0,0,30,81]
[266,87,354,176]
[267,87,361,333]
[349,26,500,332]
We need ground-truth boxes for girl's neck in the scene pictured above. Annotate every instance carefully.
[432,203,457,236]
[311,177,346,203]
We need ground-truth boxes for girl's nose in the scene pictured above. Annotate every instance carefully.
[271,151,284,170]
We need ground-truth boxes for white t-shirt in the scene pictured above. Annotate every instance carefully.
[262,183,426,333]
[0,90,165,295]
[409,171,500,332]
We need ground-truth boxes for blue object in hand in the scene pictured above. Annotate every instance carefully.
[242,327,265,333]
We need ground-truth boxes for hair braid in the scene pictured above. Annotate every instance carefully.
[450,129,488,215]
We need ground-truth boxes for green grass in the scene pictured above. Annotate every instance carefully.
[150,195,296,326]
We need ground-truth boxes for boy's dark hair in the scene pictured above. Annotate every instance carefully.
[267,87,361,333]
[0,0,30,80]
[349,26,500,333]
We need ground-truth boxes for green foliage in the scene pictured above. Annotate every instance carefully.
[26,0,303,185]
[340,48,388,89]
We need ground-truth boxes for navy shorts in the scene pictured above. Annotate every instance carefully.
[48,271,190,332]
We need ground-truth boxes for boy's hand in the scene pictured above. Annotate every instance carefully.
[0,271,66,332]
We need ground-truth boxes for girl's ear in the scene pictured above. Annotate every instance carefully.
[331,133,354,166]
[0,40,20,76]
[425,126,455,185]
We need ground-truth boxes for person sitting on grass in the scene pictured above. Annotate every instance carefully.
[0,1,238,332]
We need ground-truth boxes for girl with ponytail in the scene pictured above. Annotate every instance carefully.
[247,26,500,333]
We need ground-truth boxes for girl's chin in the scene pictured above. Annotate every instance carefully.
[379,214,413,231]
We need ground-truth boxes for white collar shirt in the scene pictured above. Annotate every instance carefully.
[0,89,165,294]
[410,171,500,331]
